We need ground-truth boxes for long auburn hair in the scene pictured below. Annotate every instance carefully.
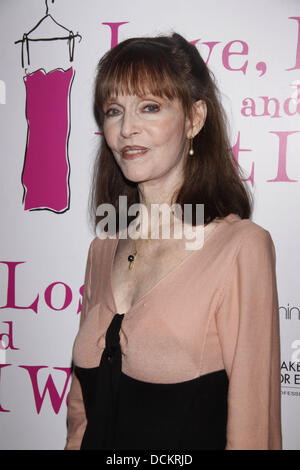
[89,32,253,233]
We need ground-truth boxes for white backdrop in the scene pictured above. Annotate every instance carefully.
[0,0,300,450]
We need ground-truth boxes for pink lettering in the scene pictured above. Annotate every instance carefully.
[286,17,300,71]
[0,262,39,313]
[232,132,254,187]
[19,366,72,414]
[44,282,72,311]
[102,22,129,49]
[256,61,267,77]
[283,85,300,116]
[241,86,300,118]
[199,41,221,65]
[0,364,12,412]
[222,40,248,74]
[0,321,19,351]
[267,131,299,182]
[241,97,260,117]
[259,96,281,118]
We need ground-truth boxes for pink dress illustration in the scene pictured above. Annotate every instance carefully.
[22,67,74,212]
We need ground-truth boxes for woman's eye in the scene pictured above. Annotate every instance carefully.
[143,104,160,112]
[105,108,121,117]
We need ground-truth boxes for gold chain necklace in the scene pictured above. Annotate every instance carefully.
[128,246,138,270]
[127,236,151,270]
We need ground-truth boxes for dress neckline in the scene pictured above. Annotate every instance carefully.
[109,213,238,317]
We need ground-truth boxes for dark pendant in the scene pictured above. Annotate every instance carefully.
[128,254,135,270]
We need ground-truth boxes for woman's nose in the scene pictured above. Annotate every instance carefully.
[120,111,141,138]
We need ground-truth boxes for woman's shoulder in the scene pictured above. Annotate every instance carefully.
[91,232,118,246]
[224,213,271,235]
[86,232,117,262]
[221,213,274,249]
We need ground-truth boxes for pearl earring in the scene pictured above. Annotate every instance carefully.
[188,137,194,156]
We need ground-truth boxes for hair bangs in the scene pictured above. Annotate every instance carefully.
[95,43,189,122]
[105,60,179,100]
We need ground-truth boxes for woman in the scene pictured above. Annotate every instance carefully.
[65,33,282,450]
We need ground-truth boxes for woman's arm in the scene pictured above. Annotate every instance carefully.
[216,228,282,450]
[64,239,94,450]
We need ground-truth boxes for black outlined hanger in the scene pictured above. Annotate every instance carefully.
[15,0,82,68]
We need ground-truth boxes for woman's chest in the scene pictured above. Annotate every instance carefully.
[111,222,220,314]
[111,238,199,314]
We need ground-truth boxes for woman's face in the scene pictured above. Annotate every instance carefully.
[102,93,190,185]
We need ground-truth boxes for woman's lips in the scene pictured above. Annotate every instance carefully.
[121,146,149,160]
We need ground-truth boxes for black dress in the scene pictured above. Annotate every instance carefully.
[74,313,229,450]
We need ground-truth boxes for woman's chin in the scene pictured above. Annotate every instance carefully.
[122,170,153,185]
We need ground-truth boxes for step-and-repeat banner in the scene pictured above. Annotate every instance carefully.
[0,0,299,450]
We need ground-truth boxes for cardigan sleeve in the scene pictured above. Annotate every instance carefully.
[216,229,282,450]
[64,239,94,450]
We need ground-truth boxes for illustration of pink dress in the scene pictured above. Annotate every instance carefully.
[22,67,74,212]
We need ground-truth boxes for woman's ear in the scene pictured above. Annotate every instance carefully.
[186,100,207,138]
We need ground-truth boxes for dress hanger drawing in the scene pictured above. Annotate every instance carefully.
[15,0,82,67]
